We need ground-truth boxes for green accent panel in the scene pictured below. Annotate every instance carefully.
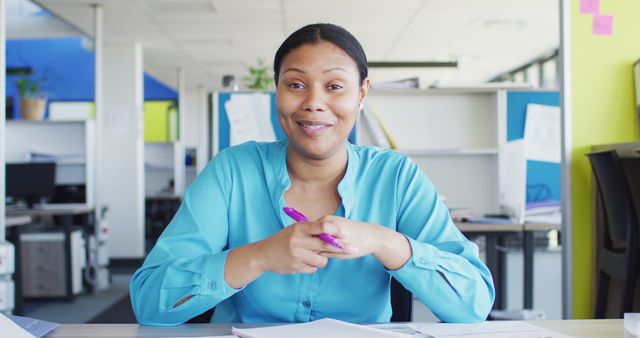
[571,0,640,318]
[144,101,175,142]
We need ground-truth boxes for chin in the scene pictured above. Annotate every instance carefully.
[291,140,345,161]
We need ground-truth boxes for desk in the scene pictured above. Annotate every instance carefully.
[42,319,622,337]
[5,206,94,315]
[6,215,33,227]
[458,222,559,310]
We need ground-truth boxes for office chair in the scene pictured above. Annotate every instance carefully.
[587,150,640,318]
[187,308,215,323]
[390,277,413,322]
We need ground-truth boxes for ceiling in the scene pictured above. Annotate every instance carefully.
[13,0,559,91]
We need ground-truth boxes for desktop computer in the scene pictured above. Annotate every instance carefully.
[5,162,56,207]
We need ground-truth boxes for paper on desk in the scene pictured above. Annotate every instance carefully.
[231,318,410,338]
[412,320,574,338]
[524,104,561,163]
[163,336,235,338]
[225,93,276,146]
[0,313,36,338]
[5,315,58,338]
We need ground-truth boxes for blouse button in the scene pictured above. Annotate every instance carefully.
[419,257,428,264]
[208,281,217,289]
[303,300,311,308]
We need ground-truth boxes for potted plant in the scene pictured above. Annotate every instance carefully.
[16,76,47,120]
[243,59,274,90]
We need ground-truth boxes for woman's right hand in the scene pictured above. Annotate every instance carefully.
[255,221,344,274]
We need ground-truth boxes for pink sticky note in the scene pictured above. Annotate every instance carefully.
[580,0,600,14]
[593,15,613,36]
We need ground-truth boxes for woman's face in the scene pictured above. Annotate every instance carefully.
[276,41,369,160]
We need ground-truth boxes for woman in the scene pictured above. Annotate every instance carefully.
[130,23,494,325]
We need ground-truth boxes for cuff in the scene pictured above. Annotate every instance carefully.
[389,237,439,279]
[199,250,245,298]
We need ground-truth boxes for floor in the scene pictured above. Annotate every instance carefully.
[23,274,132,324]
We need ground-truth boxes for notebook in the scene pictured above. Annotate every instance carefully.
[231,318,411,338]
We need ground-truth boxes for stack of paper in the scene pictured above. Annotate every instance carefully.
[231,318,410,338]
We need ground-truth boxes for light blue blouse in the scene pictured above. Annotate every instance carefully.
[130,140,494,325]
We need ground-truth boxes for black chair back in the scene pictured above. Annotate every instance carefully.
[390,277,413,322]
[587,149,640,318]
[587,150,639,247]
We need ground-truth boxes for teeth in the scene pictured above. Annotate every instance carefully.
[302,124,325,129]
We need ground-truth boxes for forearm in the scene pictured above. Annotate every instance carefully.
[131,254,235,325]
[372,226,412,270]
[389,239,495,322]
[224,241,266,289]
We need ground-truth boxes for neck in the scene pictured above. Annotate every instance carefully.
[286,144,348,188]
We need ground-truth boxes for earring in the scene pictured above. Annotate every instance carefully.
[359,103,364,110]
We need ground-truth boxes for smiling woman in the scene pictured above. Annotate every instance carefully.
[129,23,495,326]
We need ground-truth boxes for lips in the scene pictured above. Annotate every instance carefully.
[296,120,334,129]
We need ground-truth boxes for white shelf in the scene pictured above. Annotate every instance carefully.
[145,164,173,171]
[398,148,499,156]
[56,159,86,166]
[7,119,90,124]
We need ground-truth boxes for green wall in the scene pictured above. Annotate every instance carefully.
[571,0,640,318]
[144,100,177,143]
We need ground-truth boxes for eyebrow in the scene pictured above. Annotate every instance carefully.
[281,67,348,75]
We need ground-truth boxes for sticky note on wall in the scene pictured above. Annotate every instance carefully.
[580,0,600,14]
[593,15,613,36]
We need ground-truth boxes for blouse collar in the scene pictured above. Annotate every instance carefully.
[271,140,358,227]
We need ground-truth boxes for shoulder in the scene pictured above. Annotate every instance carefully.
[350,144,415,173]
[211,141,283,166]
[199,141,283,181]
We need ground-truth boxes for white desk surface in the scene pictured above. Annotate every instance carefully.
[457,222,560,233]
[6,214,33,227]
[6,205,94,217]
[43,319,622,337]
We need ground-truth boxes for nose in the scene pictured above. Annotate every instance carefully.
[301,86,326,112]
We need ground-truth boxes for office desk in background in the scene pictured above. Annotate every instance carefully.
[43,319,622,337]
[458,222,560,311]
[5,206,95,315]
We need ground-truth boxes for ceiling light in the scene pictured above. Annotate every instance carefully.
[367,61,458,68]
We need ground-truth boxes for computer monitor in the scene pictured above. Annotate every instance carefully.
[6,162,56,207]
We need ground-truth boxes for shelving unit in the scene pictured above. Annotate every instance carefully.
[362,88,507,215]
[5,119,95,207]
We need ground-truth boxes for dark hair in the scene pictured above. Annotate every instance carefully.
[273,23,368,85]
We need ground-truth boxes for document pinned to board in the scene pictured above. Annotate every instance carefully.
[231,318,410,338]
[225,93,277,146]
[524,103,561,163]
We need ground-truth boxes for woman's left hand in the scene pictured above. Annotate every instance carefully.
[312,215,412,270]
[310,215,381,259]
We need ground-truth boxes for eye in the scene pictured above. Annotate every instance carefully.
[327,83,343,91]
[287,82,305,90]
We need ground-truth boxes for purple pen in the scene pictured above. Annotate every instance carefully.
[283,207,343,249]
